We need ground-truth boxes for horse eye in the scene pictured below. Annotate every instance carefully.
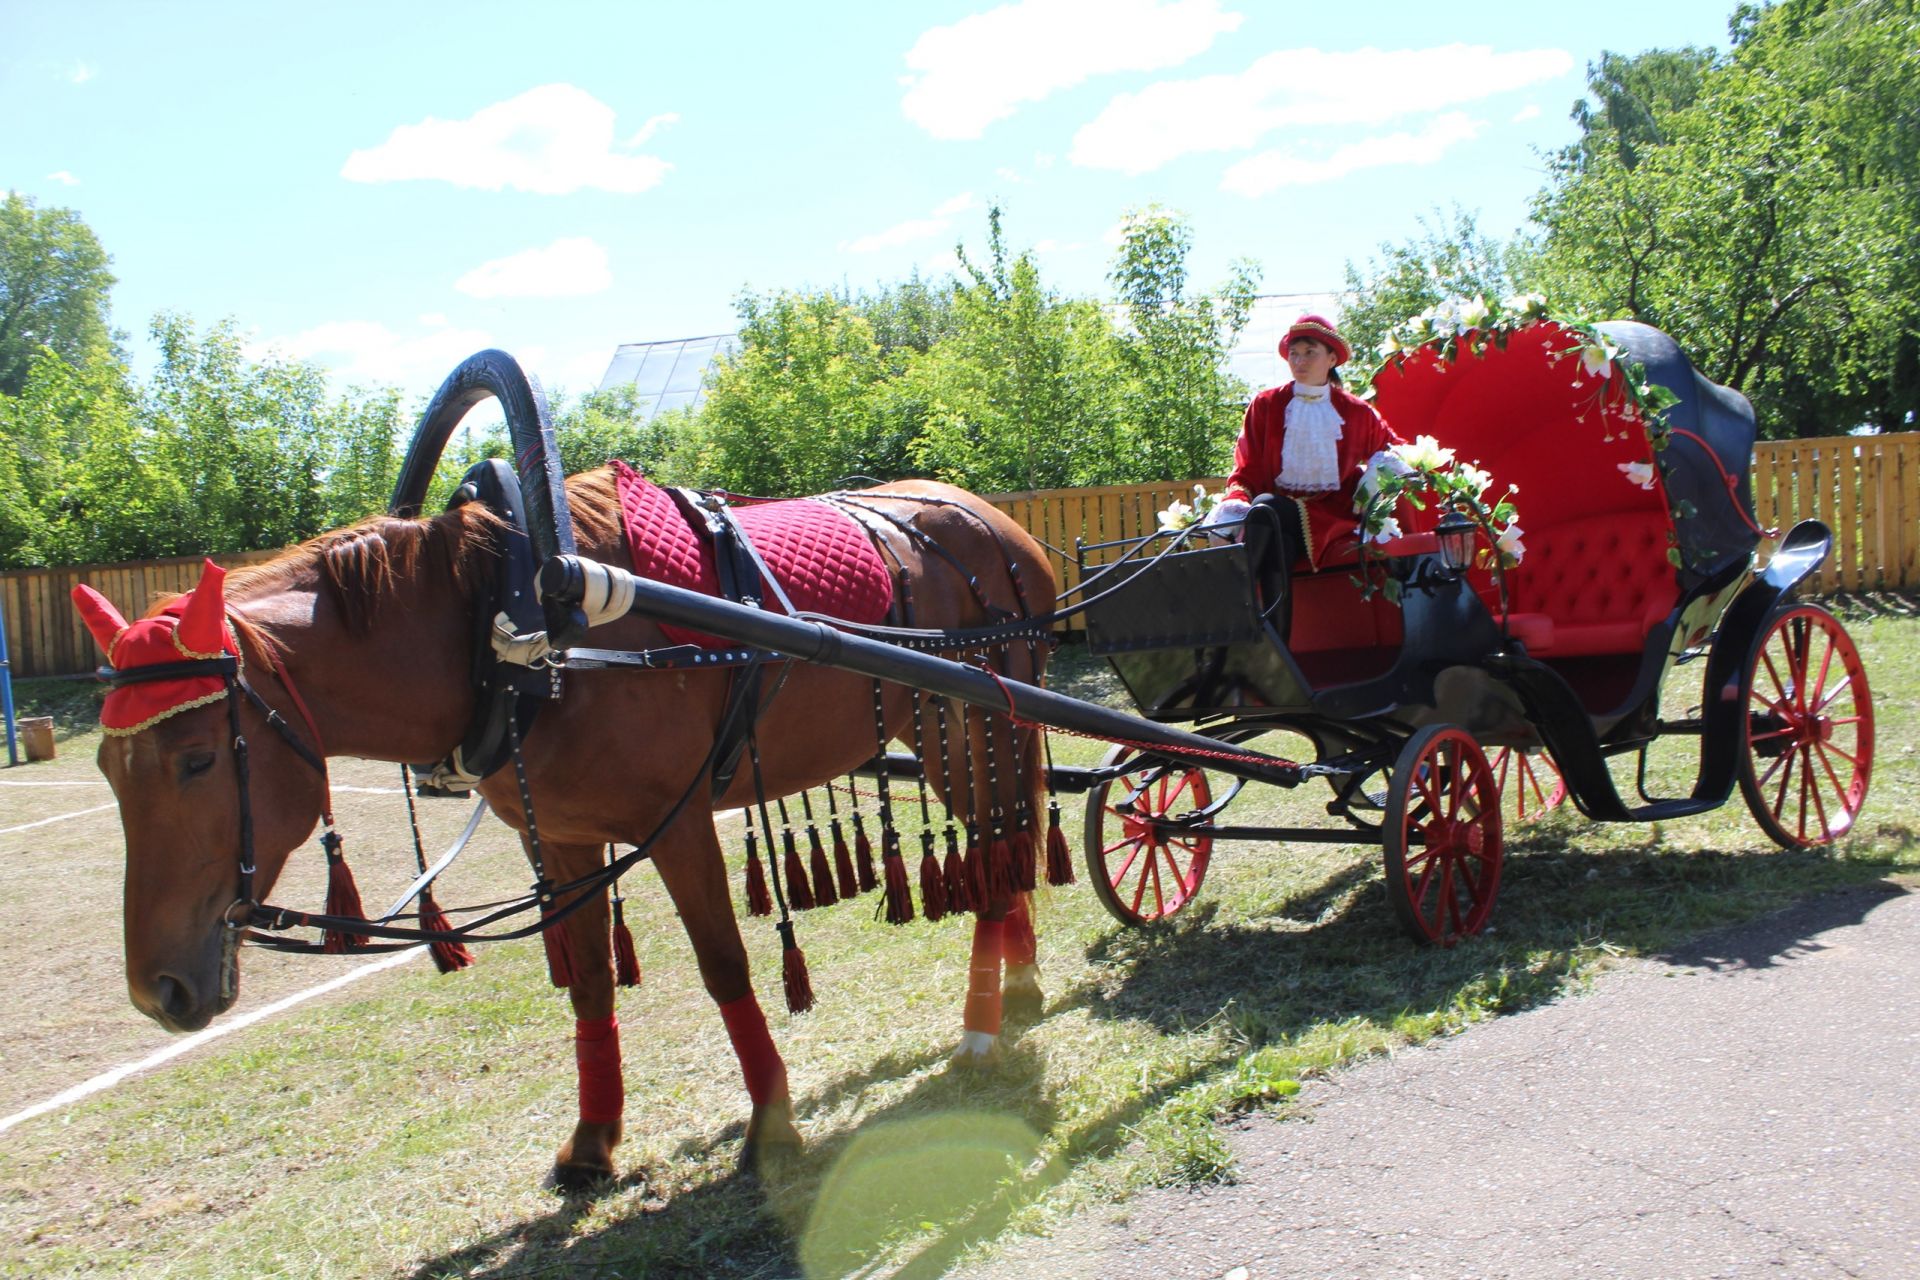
[180,752,217,782]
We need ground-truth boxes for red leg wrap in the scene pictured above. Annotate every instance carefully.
[719,994,788,1107]
[575,1015,624,1125]
[1005,896,1037,967]
[963,918,1007,1036]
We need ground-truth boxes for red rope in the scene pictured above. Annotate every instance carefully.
[974,664,1301,772]
[1666,428,1776,538]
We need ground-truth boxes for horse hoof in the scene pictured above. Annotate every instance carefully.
[948,1030,1003,1070]
[548,1160,615,1194]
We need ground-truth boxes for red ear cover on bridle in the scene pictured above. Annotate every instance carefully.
[72,585,130,659]
[176,560,229,658]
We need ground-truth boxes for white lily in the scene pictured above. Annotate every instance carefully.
[1393,435,1457,472]
[1502,291,1549,319]
[1495,521,1526,562]
[1580,338,1619,378]
[1456,462,1493,496]
[1158,500,1192,531]
[1367,516,1404,544]
[1459,294,1491,329]
[1618,460,1657,490]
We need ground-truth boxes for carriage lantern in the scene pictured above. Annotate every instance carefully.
[1434,510,1476,575]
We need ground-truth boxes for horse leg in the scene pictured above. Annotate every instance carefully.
[1003,892,1043,1022]
[648,819,803,1166]
[543,841,625,1190]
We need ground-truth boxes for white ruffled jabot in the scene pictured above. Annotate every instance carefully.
[1276,382,1343,494]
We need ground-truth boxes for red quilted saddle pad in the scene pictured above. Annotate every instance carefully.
[612,461,894,648]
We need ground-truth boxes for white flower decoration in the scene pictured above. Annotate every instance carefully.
[1495,521,1526,562]
[1157,500,1193,531]
[1618,461,1657,490]
[1580,338,1620,379]
[1367,516,1404,544]
[1457,462,1493,496]
[1392,435,1458,472]
[1459,295,1491,329]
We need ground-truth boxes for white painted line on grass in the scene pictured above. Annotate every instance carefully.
[0,778,109,787]
[0,803,119,836]
[0,947,425,1137]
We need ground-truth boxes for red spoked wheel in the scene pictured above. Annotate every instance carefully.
[1738,604,1873,848]
[1085,747,1216,927]
[1488,747,1567,824]
[1384,725,1505,946]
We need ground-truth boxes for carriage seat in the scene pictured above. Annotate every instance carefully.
[1490,512,1676,657]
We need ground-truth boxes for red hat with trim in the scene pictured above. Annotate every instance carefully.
[1281,314,1350,366]
[71,561,239,735]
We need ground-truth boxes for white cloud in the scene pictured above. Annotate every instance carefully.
[248,318,498,393]
[995,167,1025,185]
[624,112,679,147]
[1072,43,1573,175]
[1221,112,1482,196]
[1512,103,1542,123]
[843,193,977,253]
[69,62,94,85]
[454,237,612,298]
[342,84,671,194]
[45,171,79,186]
[901,0,1241,139]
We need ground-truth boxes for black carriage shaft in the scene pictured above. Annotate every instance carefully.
[539,557,1304,790]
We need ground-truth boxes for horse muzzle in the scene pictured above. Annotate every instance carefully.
[130,922,239,1033]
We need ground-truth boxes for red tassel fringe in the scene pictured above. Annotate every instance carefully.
[419,888,474,973]
[782,830,816,910]
[965,827,988,906]
[831,820,858,900]
[744,831,772,917]
[882,832,915,925]
[919,840,948,922]
[943,831,973,914]
[780,923,815,1014]
[807,828,839,908]
[854,819,878,893]
[988,835,1015,901]
[1011,828,1037,893]
[612,899,641,988]
[322,840,370,954]
[1046,803,1075,885]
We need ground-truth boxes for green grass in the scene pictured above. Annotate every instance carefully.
[0,598,1915,1279]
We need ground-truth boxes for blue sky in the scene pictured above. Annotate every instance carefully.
[3,0,1736,406]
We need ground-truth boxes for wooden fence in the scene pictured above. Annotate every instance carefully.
[4,432,1916,679]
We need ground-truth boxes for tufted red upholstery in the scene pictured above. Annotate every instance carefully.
[612,461,894,648]
[1494,514,1676,656]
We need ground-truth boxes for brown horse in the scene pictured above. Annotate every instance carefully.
[79,466,1052,1188]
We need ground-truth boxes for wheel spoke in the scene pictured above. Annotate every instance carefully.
[1146,844,1167,917]
[1804,745,1832,838]
[1814,674,1855,714]
[1106,841,1143,885]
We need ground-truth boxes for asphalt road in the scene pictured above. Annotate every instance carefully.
[963,879,1920,1280]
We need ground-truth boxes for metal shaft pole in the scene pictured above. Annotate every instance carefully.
[0,594,17,767]
[539,556,1301,789]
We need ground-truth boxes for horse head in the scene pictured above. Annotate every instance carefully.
[77,563,326,1032]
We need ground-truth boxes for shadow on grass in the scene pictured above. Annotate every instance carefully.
[405,839,1911,1280]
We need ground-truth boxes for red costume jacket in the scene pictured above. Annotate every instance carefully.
[1224,381,1401,569]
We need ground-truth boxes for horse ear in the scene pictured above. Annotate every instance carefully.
[71,586,129,659]
[177,559,229,656]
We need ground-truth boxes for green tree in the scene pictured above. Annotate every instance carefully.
[902,206,1127,491]
[1531,0,1920,435]
[1108,207,1258,481]
[1340,207,1537,376]
[0,193,118,398]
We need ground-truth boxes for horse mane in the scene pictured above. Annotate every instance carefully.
[133,504,507,645]
[142,466,626,643]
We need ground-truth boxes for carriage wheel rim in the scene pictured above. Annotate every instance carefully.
[1490,746,1567,824]
[1386,727,1504,946]
[1090,759,1214,925]
[1741,606,1873,848]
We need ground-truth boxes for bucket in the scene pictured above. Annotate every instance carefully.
[20,717,55,762]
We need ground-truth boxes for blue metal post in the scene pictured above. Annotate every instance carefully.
[0,594,16,767]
